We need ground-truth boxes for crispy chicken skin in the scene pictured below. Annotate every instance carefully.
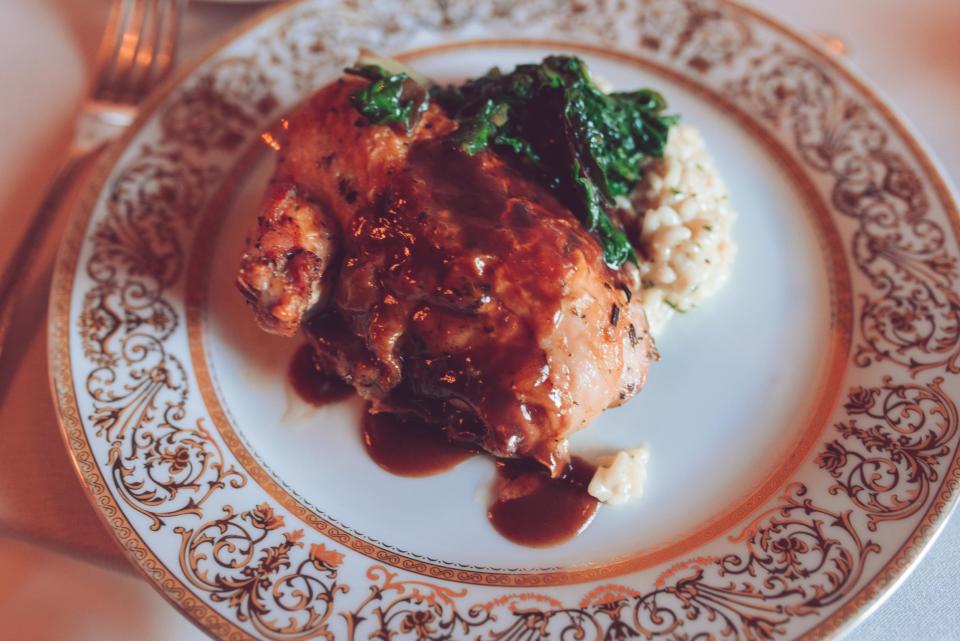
[238,77,655,474]
[236,183,339,336]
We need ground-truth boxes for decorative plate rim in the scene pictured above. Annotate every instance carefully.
[47,1,960,640]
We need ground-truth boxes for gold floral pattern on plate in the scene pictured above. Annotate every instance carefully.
[48,1,960,640]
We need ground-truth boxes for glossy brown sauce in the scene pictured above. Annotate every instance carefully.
[287,136,609,545]
[488,456,599,547]
[289,343,601,547]
[362,408,477,477]
[288,344,353,406]
[302,134,627,475]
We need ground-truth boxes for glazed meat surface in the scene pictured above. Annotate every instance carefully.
[238,77,655,474]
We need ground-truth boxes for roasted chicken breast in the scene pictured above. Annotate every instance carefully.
[238,77,656,475]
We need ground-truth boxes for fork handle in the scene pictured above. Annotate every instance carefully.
[0,144,107,362]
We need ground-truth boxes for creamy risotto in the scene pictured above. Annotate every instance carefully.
[622,123,737,336]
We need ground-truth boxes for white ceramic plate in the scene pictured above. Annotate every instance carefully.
[50,1,960,639]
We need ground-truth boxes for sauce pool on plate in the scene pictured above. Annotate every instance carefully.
[288,346,600,546]
[362,408,476,477]
[488,457,599,547]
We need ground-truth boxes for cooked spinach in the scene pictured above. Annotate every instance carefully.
[433,56,677,267]
[346,56,677,268]
[344,64,427,131]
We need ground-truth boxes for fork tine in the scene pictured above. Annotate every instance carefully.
[128,0,162,101]
[153,0,183,85]
[98,0,147,102]
[92,0,134,99]
[105,0,181,104]
[139,0,180,98]
[112,0,151,102]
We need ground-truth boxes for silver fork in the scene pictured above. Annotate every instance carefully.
[0,0,184,360]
